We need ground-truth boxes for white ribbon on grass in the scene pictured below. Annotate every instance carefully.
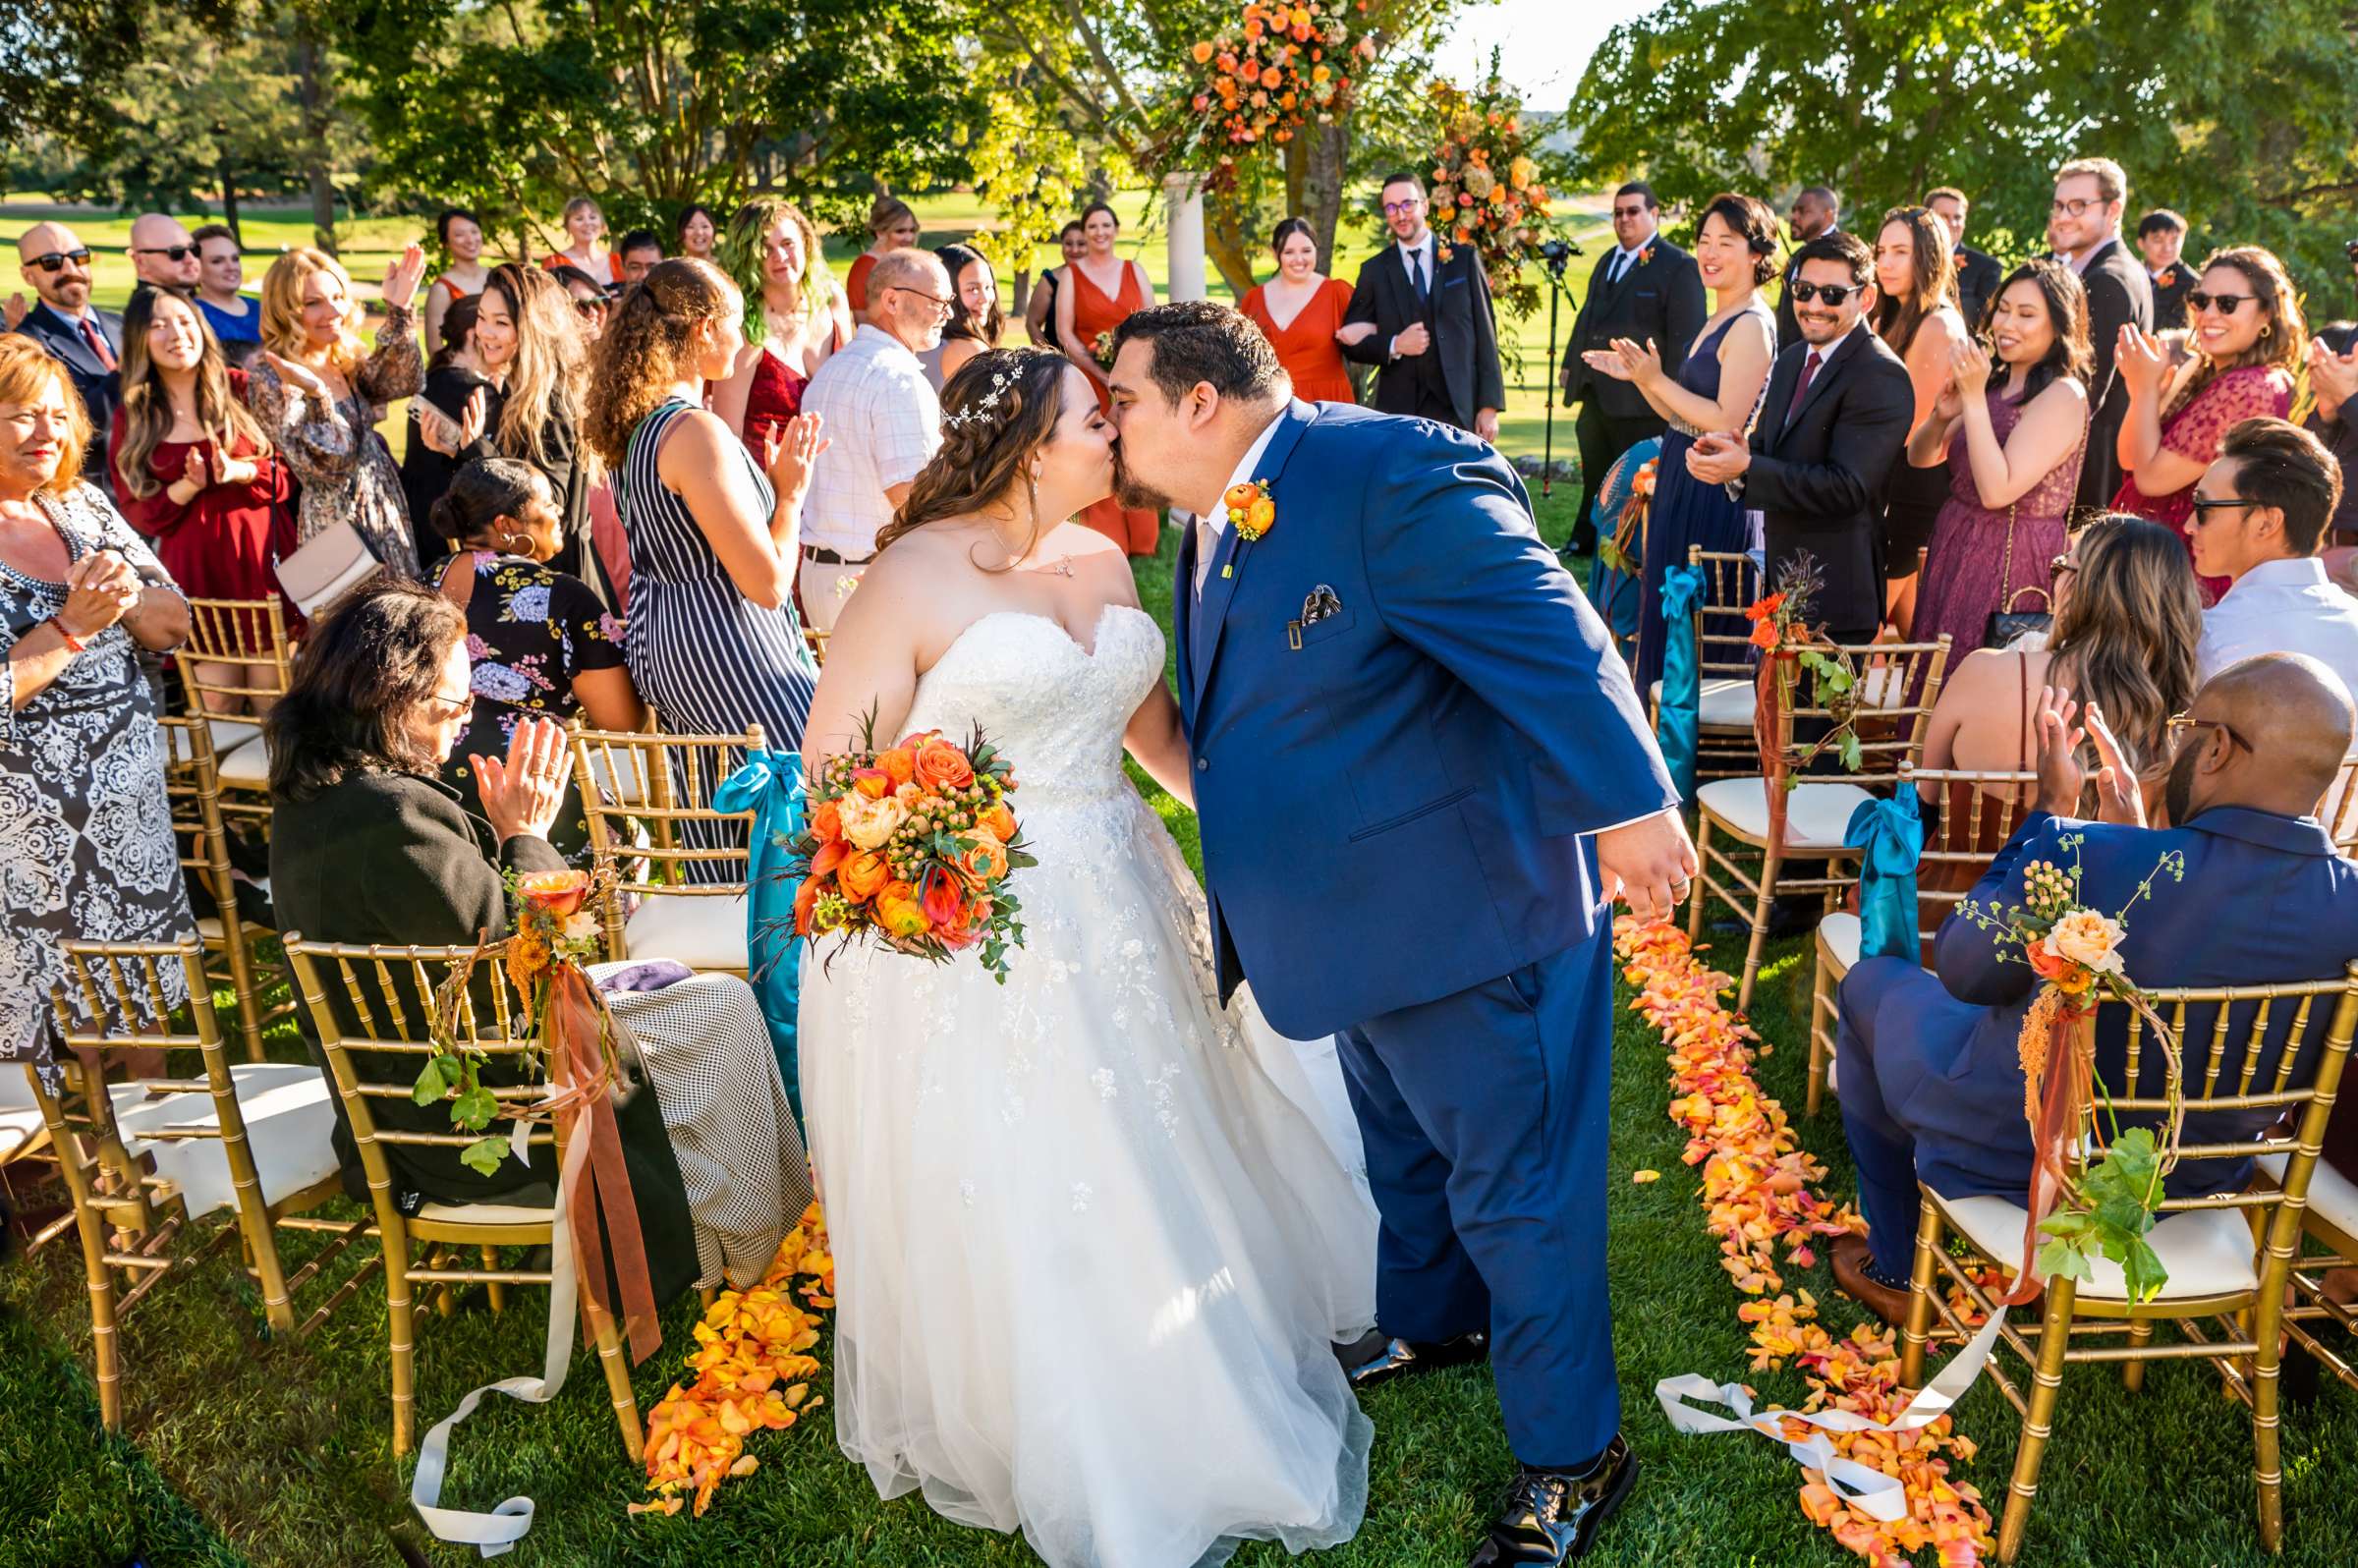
[1655,1306,2007,1523]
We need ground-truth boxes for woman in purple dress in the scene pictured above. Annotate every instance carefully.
[1907,260,2092,668]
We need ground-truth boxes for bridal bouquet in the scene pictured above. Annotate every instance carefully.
[792,717,1034,980]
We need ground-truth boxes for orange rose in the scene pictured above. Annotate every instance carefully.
[809,798,843,845]
[877,747,917,786]
[1260,66,1282,88]
[1191,39,1213,63]
[1748,620,1780,650]
[914,741,974,791]
[518,868,590,918]
[853,767,891,800]
[2026,940,2074,984]
[962,837,1009,887]
[793,877,820,936]
[899,729,940,753]
[838,850,889,903]
[979,802,1017,841]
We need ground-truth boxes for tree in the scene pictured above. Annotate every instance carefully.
[0,1,237,152]
[1565,0,2358,299]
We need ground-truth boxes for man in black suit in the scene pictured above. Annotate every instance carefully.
[11,220,123,500]
[1688,232,1914,645]
[1341,171,1505,442]
[1558,181,1706,553]
[1925,186,2003,332]
[1772,186,1843,350]
[2050,157,2155,517]
[2137,208,2194,330]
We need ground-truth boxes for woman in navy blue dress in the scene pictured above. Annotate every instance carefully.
[1584,194,1781,694]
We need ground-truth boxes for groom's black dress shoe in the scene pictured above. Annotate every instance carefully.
[1344,1330,1488,1390]
[1468,1435,1637,1566]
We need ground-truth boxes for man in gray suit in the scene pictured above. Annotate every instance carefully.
[2050,156,2154,517]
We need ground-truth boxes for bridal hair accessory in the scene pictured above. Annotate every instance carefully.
[1224,477,1277,540]
[943,369,1017,433]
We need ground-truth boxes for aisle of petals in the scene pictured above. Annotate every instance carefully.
[1615,916,2000,1568]
[633,1202,837,1518]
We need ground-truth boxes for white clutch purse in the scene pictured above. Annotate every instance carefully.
[274,519,382,618]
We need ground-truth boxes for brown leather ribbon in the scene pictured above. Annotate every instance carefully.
[546,962,662,1365]
[2010,1001,2094,1306]
[1755,649,1794,855]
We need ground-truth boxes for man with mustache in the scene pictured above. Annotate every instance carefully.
[8,221,124,500]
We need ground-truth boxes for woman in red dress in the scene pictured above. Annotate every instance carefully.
[1240,217,1368,404]
[711,196,854,455]
[1054,200,1160,554]
[844,194,921,318]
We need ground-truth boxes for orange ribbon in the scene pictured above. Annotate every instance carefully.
[1754,648,1795,855]
[2010,999,2094,1305]
[546,962,662,1365]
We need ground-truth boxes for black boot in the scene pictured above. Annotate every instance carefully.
[1468,1435,1637,1565]
[1343,1330,1489,1390]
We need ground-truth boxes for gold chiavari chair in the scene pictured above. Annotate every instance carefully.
[571,722,762,979]
[1900,963,2358,1562]
[28,939,343,1427]
[1688,636,1953,1011]
[177,595,296,824]
[285,937,645,1460]
[1647,545,1764,782]
[1805,760,2038,1116]
[158,714,287,1064]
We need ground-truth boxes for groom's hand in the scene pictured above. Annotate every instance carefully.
[1597,809,1698,924]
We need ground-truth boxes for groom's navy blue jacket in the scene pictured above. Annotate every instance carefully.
[1175,400,1677,1037]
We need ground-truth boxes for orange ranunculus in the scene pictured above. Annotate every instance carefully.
[838,850,890,903]
[518,868,590,917]
[1748,620,1780,650]
[963,837,1009,887]
[793,877,819,936]
[810,839,851,879]
[914,741,974,791]
[853,767,891,800]
[1743,591,1786,622]
[979,802,1017,841]
[1261,66,1282,88]
[921,873,968,932]
[809,798,842,845]
[875,889,930,940]
[877,747,917,786]
[1243,16,1263,38]
[1191,39,1213,63]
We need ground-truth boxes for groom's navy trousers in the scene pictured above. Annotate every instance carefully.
[1174,400,1677,1472]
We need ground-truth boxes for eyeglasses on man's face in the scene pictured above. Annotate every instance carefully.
[2166,711,2251,755]
[1612,203,1649,219]
[1380,197,1424,217]
[28,249,91,273]
[134,245,196,263]
[2049,196,2105,218]
[887,285,954,318]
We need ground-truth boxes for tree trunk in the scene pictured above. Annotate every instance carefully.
[1204,190,1259,299]
[1305,124,1350,270]
[294,27,336,253]
[218,146,242,249]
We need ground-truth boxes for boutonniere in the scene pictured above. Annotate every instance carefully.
[1638,246,1656,267]
[1224,478,1277,542]
[1435,240,1455,264]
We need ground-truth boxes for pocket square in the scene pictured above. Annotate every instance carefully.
[1302,585,1343,624]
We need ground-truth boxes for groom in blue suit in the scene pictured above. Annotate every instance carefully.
[1107,302,1695,1566]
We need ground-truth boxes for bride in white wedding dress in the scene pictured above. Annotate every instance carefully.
[797,349,1376,1567]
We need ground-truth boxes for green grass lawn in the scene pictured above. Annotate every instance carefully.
[7,487,2358,1568]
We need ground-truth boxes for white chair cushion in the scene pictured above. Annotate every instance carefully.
[216,734,271,787]
[624,892,750,973]
[586,751,648,807]
[416,1199,556,1226]
[1859,663,1908,711]
[2257,1150,2358,1241]
[0,1103,48,1160]
[1649,677,1757,729]
[0,1064,38,1109]
[110,1062,340,1219]
[1818,912,1861,975]
[209,717,263,756]
[1697,777,1878,850]
[1936,1189,2260,1301]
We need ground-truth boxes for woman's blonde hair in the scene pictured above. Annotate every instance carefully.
[259,247,366,375]
[114,286,271,500]
[584,257,737,467]
[2165,245,2308,420]
[485,262,596,480]
[719,196,838,349]
[0,334,90,489]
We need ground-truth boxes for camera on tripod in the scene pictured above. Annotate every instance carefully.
[1537,237,1583,276]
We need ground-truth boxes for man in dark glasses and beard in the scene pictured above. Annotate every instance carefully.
[9,220,124,498]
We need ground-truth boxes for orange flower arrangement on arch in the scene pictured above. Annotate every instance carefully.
[1187,1,1373,152]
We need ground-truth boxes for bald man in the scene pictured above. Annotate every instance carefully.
[1828,653,2358,1323]
[10,220,124,496]
[129,212,201,293]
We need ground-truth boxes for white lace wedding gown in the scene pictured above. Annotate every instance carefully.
[800,603,1377,1568]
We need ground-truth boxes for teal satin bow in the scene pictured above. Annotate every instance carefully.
[713,749,808,1121]
[1656,562,1706,803]
[1843,788,1924,963]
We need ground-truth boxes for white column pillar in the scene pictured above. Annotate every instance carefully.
[1163,171,1208,303]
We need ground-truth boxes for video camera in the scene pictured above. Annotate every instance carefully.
[1537,237,1583,276]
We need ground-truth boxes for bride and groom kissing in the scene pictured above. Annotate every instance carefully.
[795,300,1697,1568]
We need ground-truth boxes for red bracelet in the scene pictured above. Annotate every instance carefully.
[46,617,84,653]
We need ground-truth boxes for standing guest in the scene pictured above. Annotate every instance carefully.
[1925,187,2002,335]
[396,293,503,541]
[249,243,428,578]
[1687,230,1914,647]
[2112,245,2303,599]
[1055,200,1161,552]
[1872,204,1970,634]
[424,458,642,859]
[2049,156,2154,518]
[128,213,201,296]
[1340,172,1507,442]
[924,242,1005,390]
[584,258,825,752]
[10,224,123,501]
[2138,209,2194,331]
[1240,217,1366,406]
[1024,220,1087,350]
[423,207,489,355]
[616,229,664,289]
[189,224,260,365]
[108,286,290,697]
[711,196,853,456]
[0,333,194,1063]
[552,264,612,341]
[1773,186,1843,348]
[542,196,616,289]
[2305,325,2358,546]
[675,203,718,264]
[1581,191,1777,691]
[844,194,921,319]
[2191,418,2358,702]
[1906,261,2092,665]
[1559,181,1706,553]
[799,249,948,624]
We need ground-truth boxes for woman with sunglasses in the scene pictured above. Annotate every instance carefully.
[2112,246,2305,601]
[1053,200,1159,553]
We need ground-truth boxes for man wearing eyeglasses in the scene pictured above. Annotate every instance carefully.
[128,212,202,295]
[9,221,123,500]
[2049,156,2154,517]
[1339,172,1505,444]
[1559,181,1704,555]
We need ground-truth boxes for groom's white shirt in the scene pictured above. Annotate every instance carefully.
[1191,414,1284,598]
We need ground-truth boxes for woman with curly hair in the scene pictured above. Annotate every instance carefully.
[709,196,854,456]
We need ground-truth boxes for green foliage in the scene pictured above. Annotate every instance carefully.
[2039,1125,2168,1302]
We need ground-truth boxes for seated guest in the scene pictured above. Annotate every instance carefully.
[615,229,664,289]
[2137,209,2193,331]
[267,582,807,1288]
[189,224,260,365]
[128,213,201,296]
[2191,417,2358,710]
[1830,654,2358,1319]
[924,242,1004,390]
[425,459,643,859]
[2302,325,2358,548]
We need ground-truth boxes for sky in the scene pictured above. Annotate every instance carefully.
[1432,0,1659,110]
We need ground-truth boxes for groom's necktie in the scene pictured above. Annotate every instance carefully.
[1192,514,1221,598]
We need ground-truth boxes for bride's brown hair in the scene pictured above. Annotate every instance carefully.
[873,347,1074,566]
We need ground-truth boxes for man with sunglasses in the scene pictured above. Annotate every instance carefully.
[1828,655,2358,1326]
[9,221,123,499]
[2049,156,2154,516]
[128,212,202,294]
[2191,418,2358,717]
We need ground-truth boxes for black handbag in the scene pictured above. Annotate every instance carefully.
[1983,503,2053,647]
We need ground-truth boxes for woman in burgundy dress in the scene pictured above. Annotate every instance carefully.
[711,196,852,456]
[108,285,292,686]
[2111,246,2303,602]
[1054,200,1159,554]
[1240,217,1366,405]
